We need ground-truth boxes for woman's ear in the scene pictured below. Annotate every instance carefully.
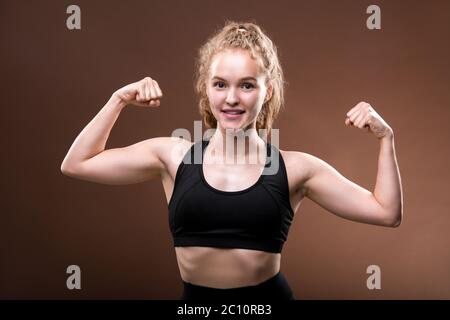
[264,83,273,103]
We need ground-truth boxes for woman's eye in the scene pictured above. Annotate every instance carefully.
[213,82,254,89]
[213,82,225,88]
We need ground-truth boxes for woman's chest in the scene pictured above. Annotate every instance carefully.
[202,162,264,192]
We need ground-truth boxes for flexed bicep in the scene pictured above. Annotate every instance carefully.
[63,137,176,185]
[302,154,395,227]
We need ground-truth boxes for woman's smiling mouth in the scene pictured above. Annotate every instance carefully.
[221,109,245,119]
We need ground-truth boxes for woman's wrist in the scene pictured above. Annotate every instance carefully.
[379,126,394,141]
[109,93,127,111]
[378,128,394,142]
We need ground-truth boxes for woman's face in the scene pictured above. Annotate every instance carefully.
[206,48,272,133]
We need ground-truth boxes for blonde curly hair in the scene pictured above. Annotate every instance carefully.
[194,20,286,140]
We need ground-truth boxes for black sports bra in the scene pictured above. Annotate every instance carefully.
[168,138,294,253]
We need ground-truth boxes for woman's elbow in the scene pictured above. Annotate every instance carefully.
[60,162,79,177]
[384,211,403,228]
[389,218,402,228]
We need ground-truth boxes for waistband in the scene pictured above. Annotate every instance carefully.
[182,271,282,291]
[181,271,295,300]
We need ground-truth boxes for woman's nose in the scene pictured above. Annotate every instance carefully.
[225,88,239,105]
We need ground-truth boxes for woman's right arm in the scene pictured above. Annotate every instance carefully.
[60,77,173,185]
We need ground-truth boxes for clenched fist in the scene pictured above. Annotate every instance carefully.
[345,102,393,139]
[113,77,163,107]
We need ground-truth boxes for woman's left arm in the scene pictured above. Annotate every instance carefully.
[303,102,403,227]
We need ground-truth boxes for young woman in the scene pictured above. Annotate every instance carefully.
[61,21,403,300]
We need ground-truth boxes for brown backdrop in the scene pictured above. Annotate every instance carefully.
[1,0,449,299]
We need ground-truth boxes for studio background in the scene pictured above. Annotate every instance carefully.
[1,0,449,299]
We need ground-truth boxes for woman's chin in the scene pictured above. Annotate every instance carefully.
[221,124,244,132]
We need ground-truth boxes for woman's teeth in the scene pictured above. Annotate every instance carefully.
[222,110,245,119]
[223,111,244,114]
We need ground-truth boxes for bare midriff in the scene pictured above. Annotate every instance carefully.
[175,246,281,289]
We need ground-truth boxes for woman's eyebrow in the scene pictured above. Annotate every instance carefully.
[211,76,257,81]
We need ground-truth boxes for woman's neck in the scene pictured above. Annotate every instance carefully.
[207,128,266,165]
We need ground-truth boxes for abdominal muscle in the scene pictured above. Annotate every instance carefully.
[175,246,281,289]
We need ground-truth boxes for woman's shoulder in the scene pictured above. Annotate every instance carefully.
[279,148,333,181]
[151,136,194,152]
[279,149,323,181]
[279,148,312,165]
[154,137,194,167]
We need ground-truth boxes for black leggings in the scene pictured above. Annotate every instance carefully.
[181,271,295,301]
